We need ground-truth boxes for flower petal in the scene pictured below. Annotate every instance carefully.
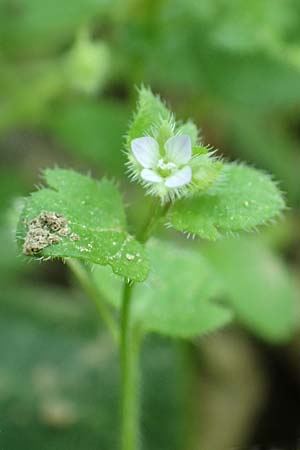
[164,135,192,165]
[131,137,159,168]
[141,169,163,183]
[165,166,192,188]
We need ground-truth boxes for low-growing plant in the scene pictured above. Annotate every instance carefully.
[16,87,286,450]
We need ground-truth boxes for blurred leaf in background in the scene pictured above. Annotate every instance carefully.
[203,235,297,343]
[0,285,184,450]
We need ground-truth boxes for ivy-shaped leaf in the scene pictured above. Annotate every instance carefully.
[17,169,149,282]
[203,236,296,342]
[92,239,233,338]
[168,163,285,240]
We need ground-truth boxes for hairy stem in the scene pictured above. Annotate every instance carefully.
[137,198,171,244]
[120,198,171,450]
[66,258,119,342]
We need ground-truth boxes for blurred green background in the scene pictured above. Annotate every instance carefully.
[0,0,300,449]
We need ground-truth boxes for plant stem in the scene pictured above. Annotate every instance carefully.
[120,198,172,450]
[180,341,200,450]
[120,280,140,450]
[137,198,171,244]
[66,258,119,342]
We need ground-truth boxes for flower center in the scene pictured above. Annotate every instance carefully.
[157,158,177,176]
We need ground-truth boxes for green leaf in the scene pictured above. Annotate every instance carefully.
[126,86,170,146]
[168,163,285,240]
[92,239,233,338]
[17,169,149,282]
[203,236,296,342]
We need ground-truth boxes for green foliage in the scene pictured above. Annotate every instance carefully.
[93,239,233,338]
[168,163,285,240]
[227,112,300,203]
[202,0,293,54]
[1,1,300,447]
[64,30,111,94]
[0,0,112,58]
[17,169,149,282]
[203,236,296,342]
[0,285,183,450]
[127,86,202,148]
[126,87,223,201]
[45,99,129,174]
[126,86,171,147]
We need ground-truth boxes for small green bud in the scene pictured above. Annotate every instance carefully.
[65,29,110,95]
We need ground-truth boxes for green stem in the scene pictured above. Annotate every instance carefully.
[180,341,200,450]
[120,281,141,450]
[137,198,171,244]
[66,258,119,342]
[120,198,171,450]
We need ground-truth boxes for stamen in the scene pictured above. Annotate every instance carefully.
[157,159,176,171]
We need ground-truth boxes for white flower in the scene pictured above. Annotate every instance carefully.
[128,132,222,202]
[131,135,192,191]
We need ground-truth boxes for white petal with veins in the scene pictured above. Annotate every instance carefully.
[141,169,163,183]
[131,137,159,168]
[164,135,192,165]
[165,166,192,188]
